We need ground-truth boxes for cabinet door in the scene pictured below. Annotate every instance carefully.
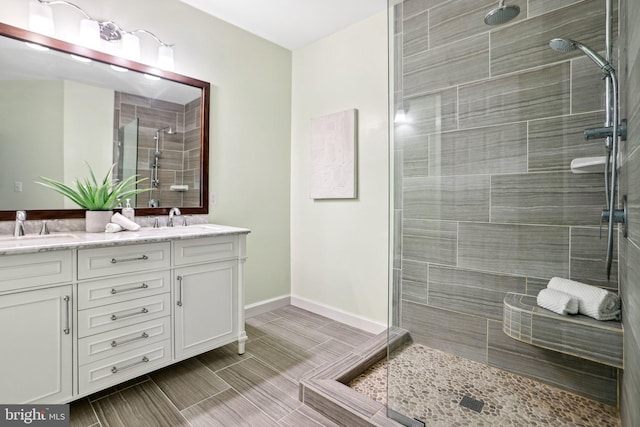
[174,261,237,359]
[0,285,73,403]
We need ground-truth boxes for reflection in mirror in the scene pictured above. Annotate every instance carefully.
[0,22,209,221]
[112,89,202,209]
[117,118,139,206]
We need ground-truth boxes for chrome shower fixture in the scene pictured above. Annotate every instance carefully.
[153,126,176,155]
[154,126,175,140]
[150,126,176,188]
[484,0,520,25]
[550,36,625,279]
[549,38,615,74]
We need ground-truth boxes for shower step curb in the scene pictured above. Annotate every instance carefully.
[299,327,410,427]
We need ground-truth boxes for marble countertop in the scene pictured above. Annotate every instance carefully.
[0,224,250,255]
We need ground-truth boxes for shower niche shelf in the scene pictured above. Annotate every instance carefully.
[570,156,606,174]
[503,293,622,368]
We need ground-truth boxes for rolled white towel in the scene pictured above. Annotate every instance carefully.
[547,277,620,321]
[111,212,141,231]
[537,288,579,315]
[105,222,124,233]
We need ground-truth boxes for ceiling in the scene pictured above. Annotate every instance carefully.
[178,0,387,50]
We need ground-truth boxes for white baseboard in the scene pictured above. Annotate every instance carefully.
[290,295,387,334]
[245,295,291,318]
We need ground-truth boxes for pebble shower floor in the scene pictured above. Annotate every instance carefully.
[348,343,620,427]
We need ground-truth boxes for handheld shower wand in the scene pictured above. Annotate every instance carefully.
[549,38,624,279]
[549,38,615,75]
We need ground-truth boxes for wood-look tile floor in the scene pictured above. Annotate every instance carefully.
[69,305,374,427]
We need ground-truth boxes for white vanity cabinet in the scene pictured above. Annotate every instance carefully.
[174,235,247,358]
[0,251,73,404]
[0,227,248,403]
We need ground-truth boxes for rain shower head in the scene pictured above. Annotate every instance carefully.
[157,126,175,135]
[484,0,520,25]
[549,38,615,74]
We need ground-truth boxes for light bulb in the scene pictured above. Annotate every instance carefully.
[28,1,55,36]
[121,33,140,61]
[79,19,100,49]
[157,45,174,71]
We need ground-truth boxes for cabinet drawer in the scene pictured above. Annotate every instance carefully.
[77,242,170,280]
[77,270,171,310]
[174,236,237,266]
[78,293,171,338]
[78,339,171,395]
[0,251,72,293]
[78,317,171,366]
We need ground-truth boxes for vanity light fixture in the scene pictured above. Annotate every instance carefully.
[28,0,54,36]
[27,0,175,70]
[78,17,100,49]
[121,32,140,61]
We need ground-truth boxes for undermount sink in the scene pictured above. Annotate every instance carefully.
[139,224,225,232]
[0,233,79,247]
[184,224,226,230]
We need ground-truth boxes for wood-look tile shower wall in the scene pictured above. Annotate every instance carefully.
[620,0,639,424]
[114,93,201,208]
[393,0,620,406]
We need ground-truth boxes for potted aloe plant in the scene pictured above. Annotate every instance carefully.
[36,163,149,232]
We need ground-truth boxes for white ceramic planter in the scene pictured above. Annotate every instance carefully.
[85,210,113,233]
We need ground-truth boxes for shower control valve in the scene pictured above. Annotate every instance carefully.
[584,119,627,141]
[599,196,628,239]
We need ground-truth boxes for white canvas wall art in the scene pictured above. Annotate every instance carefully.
[310,109,357,199]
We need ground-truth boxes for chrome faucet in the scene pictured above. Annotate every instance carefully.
[15,210,26,236]
[40,220,50,235]
[168,207,181,227]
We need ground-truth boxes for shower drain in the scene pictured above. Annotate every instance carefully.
[460,395,485,413]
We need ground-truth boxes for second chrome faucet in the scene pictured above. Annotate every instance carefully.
[14,210,26,236]
[168,207,181,227]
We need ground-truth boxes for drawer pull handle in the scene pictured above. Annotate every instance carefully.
[111,356,149,374]
[176,275,183,307]
[111,255,149,264]
[63,295,70,335]
[111,308,149,321]
[111,332,149,348]
[111,283,149,294]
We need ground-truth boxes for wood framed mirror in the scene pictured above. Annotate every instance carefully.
[0,22,209,221]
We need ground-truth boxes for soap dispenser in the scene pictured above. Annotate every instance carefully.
[122,198,135,221]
